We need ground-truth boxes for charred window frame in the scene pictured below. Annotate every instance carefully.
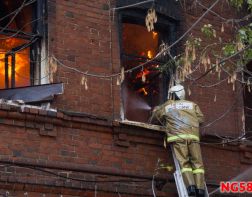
[117,1,180,123]
[243,60,252,136]
[0,0,48,89]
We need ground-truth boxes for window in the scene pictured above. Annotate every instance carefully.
[118,3,180,123]
[244,60,252,134]
[0,0,47,89]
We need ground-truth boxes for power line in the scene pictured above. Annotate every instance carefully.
[0,17,42,40]
[0,0,27,34]
[111,0,154,11]
[0,163,151,184]
[196,0,252,23]
[0,0,36,23]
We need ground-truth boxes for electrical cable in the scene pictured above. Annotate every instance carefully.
[0,0,249,88]
[194,44,252,81]
[50,0,221,79]
[0,17,42,40]
[150,86,245,145]
[51,36,251,82]
[0,0,27,34]
[9,164,151,183]
[196,0,252,23]
[111,0,154,11]
[0,0,248,138]
[191,77,228,88]
[0,0,36,23]
[0,0,249,141]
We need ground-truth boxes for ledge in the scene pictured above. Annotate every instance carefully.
[0,101,112,135]
[116,120,166,133]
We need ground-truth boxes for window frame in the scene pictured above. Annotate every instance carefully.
[117,8,179,122]
[243,60,252,136]
[0,0,48,89]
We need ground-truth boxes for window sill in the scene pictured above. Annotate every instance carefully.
[112,120,166,147]
[116,119,166,133]
[0,83,63,103]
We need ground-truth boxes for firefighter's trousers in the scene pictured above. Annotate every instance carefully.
[172,139,205,190]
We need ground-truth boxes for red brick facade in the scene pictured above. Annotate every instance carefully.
[0,0,251,196]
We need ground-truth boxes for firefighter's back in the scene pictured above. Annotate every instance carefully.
[162,99,203,142]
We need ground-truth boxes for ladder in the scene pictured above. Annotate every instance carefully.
[171,146,209,197]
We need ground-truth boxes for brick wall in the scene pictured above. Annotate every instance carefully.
[48,0,121,119]
[0,0,250,196]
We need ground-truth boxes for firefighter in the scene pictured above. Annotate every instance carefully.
[151,84,205,197]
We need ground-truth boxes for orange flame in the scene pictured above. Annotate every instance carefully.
[152,31,158,39]
[136,68,150,79]
[147,50,153,59]
[138,87,148,96]
[0,37,30,88]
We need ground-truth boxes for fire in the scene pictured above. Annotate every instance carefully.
[147,50,153,59]
[136,68,150,79]
[122,24,161,99]
[152,31,158,39]
[0,37,30,88]
[138,87,148,96]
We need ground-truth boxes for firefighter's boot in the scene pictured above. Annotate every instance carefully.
[196,189,205,197]
[187,185,197,196]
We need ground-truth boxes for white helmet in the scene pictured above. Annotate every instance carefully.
[168,84,185,100]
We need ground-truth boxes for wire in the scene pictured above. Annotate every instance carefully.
[150,86,245,145]
[51,0,221,79]
[196,1,252,23]
[0,0,36,23]
[0,17,42,40]
[191,77,228,88]
[194,44,252,81]
[10,164,151,183]
[0,0,27,34]
[112,0,154,11]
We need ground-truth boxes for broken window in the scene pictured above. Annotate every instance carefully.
[244,60,252,135]
[119,6,179,123]
[0,0,47,89]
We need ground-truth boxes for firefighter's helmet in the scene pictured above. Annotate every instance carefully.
[168,84,185,100]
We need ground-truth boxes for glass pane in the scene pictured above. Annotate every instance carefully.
[0,35,30,89]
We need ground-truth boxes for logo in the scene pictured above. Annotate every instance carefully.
[220,182,252,193]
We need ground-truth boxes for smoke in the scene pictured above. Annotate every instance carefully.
[130,97,151,110]
[122,85,151,122]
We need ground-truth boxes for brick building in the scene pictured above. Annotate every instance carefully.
[0,0,251,196]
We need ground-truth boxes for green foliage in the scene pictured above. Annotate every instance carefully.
[236,23,252,64]
[229,0,244,9]
[248,0,252,11]
[158,58,178,74]
[187,37,202,48]
[158,0,252,83]
[222,44,237,56]
[237,24,252,44]
[201,24,216,38]
[229,0,252,11]
[244,48,252,61]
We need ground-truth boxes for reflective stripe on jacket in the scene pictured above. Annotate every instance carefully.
[151,99,204,142]
[167,134,199,143]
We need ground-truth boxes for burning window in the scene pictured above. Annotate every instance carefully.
[121,23,169,122]
[0,0,46,89]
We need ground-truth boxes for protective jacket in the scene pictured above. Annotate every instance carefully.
[152,99,204,142]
